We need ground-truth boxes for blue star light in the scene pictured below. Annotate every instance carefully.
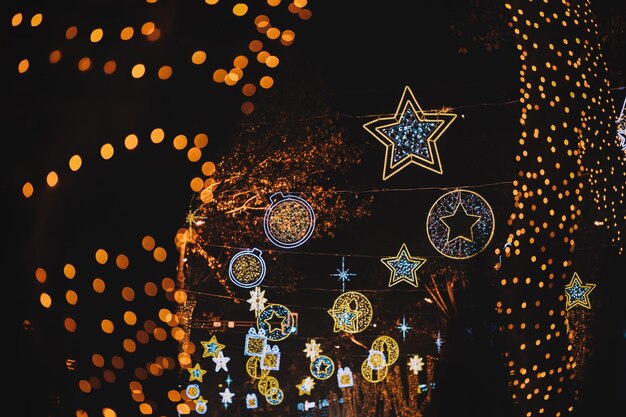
[381,106,437,163]
[397,315,412,340]
[330,256,357,292]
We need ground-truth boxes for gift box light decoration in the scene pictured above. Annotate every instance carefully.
[260,344,281,371]
[337,367,354,388]
[246,393,259,409]
[244,327,268,357]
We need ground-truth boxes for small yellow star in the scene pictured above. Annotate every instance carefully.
[187,362,207,382]
[328,303,359,333]
[200,335,225,358]
[296,376,315,396]
[564,272,596,310]
[381,243,426,288]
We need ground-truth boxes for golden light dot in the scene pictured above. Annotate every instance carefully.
[225,72,239,85]
[39,292,52,308]
[200,189,214,204]
[249,40,263,52]
[230,53,248,70]
[266,27,280,40]
[35,267,47,283]
[177,403,191,415]
[66,290,78,305]
[144,282,158,296]
[191,51,206,65]
[93,278,106,293]
[103,60,117,74]
[116,254,130,270]
[95,248,109,264]
[150,128,165,144]
[101,319,115,334]
[147,28,161,41]
[68,155,83,171]
[31,13,43,26]
[190,177,204,192]
[124,311,137,325]
[172,327,186,341]
[125,134,139,150]
[92,353,105,367]
[158,65,172,80]
[101,143,115,160]
[63,263,76,279]
[294,0,308,7]
[141,236,156,251]
[120,27,134,40]
[153,247,167,262]
[174,290,187,304]
[90,28,104,42]
[122,287,135,302]
[298,9,312,20]
[242,83,256,96]
[11,13,23,26]
[64,317,77,332]
[137,330,150,344]
[162,277,175,292]
[233,3,249,16]
[241,101,255,115]
[112,356,124,369]
[259,76,274,89]
[49,50,62,64]
[267,0,281,5]
[281,30,295,43]
[139,403,152,414]
[154,327,167,341]
[46,171,59,187]
[79,380,92,393]
[256,50,270,63]
[141,22,156,36]
[130,381,143,394]
[131,64,146,78]
[102,408,117,417]
[266,56,279,68]
[187,147,202,162]
[103,370,116,383]
[173,134,188,150]
[123,338,137,352]
[193,133,209,148]
[213,69,227,83]
[168,390,182,402]
[22,182,34,198]
[78,57,92,72]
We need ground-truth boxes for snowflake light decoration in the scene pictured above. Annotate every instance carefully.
[397,315,412,340]
[408,354,425,375]
[247,286,267,318]
[303,339,322,361]
[330,256,357,292]
[426,189,495,259]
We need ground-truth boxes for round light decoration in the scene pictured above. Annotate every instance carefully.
[185,383,200,399]
[228,248,266,288]
[371,335,400,366]
[265,386,284,405]
[328,291,373,333]
[426,189,495,259]
[257,375,280,396]
[257,303,294,341]
[246,356,270,380]
[366,349,387,371]
[361,358,388,383]
[310,355,335,380]
[263,192,316,248]
[195,400,208,414]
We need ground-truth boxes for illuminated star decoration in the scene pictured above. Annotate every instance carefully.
[408,354,425,375]
[617,96,626,153]
[212,351,231,372]
[187,362,207,382]
[440,202,482,243]
[397,315,412,340]
[330,304,358,333]
[363,85,457,180]
[435,330,443,353]
[225,374,232,387]
[296,376,316,395]
[381,243,426,288]
[330,256,357,292]
[564,272,596,310]
[200,335,225,358]
[219,387,235,407]
[247,286,267,318]
[303,339,322,361]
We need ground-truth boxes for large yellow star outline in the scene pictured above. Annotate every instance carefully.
[363,85,457,180]
[440,202,482,243]
[381,243,427,288]
[263,310,288,334]
[564,272,596,310]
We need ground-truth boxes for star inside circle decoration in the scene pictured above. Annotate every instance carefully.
[440,202,482,243]
[564,272,596,310]
[381,243,427,288]
[363,85,457,180]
